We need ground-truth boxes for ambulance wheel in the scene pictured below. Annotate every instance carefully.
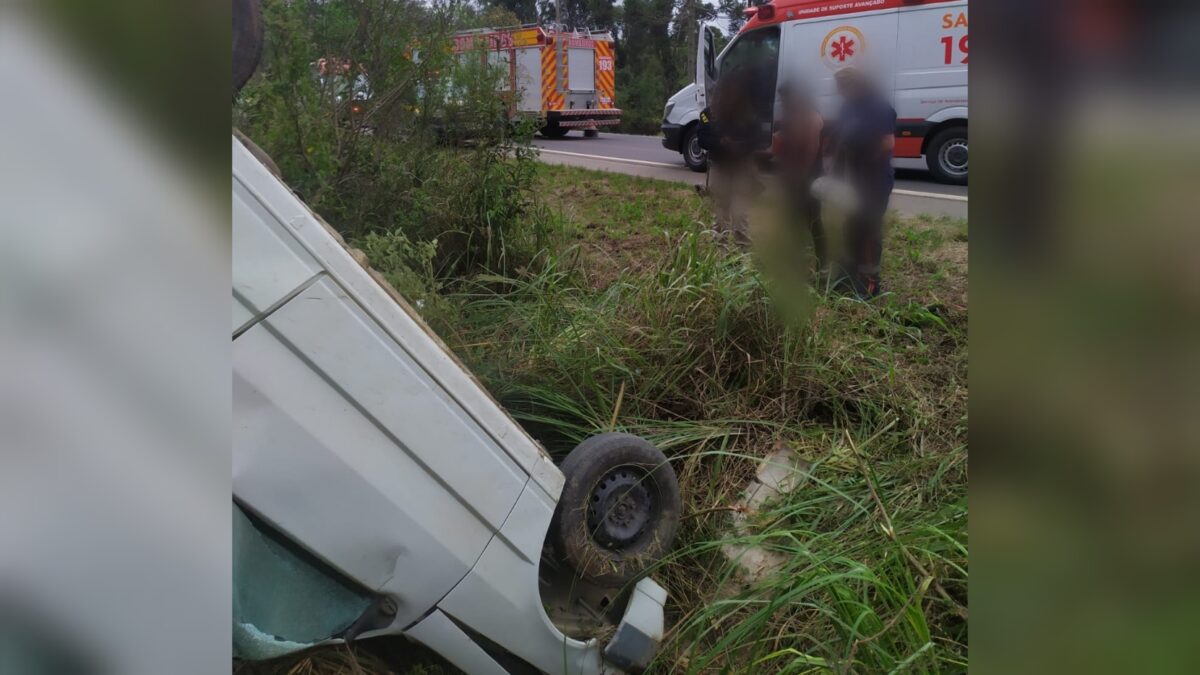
[583,128,599,138]
[683,124,708,172]
[541,124,569,139]
[552,433,681,587]
[926,126,968,185]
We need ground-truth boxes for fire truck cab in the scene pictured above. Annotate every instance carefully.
[453,25,620,138]
[661,0,969,184]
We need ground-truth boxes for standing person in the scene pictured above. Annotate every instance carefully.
[697,74,760,246]
[830,66,896,298]
[775,81,826,270]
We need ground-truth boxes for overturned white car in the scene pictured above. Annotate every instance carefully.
[232,5,679,668]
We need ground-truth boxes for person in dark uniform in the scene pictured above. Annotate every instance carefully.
[830,66,896,298]
[696,74,761,245]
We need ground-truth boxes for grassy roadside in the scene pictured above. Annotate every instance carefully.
[447,165,969,672]
[241,164,968,674]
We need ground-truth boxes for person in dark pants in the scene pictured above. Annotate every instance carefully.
[830,67,896,298]
[697,75,761,245]
[775,81,827,270]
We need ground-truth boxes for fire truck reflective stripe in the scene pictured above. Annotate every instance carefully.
[555,119,621,128]
[541,45,561,110]
[594,41,615,109]
[560,46,568,97]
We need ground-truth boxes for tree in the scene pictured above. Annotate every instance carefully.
[719,0,747,34]
[472,4,525,27]
[483,0,537,24]
[540,0,616,30]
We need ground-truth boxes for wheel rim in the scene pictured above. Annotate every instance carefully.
[586,467,656,549]
[938,138,968,177]
[686,133,705,165]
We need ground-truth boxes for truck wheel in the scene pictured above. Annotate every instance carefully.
[583,128,599,138]
[682,125,708,172]
[925,126,968,185]
[541,124,569,139]
[552,433,681,587]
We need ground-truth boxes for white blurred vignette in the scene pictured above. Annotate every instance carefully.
[0,12,229,675]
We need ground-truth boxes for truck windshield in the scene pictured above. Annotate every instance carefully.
[719,27,781,79]
[718,27,781,129]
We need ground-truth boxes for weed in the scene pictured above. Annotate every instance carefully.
[437,167,969,673]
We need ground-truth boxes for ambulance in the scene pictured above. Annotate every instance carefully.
[453,25,620,138]
[660,0,969,184]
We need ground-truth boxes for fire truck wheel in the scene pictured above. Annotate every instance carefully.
[583,129,599,138]
[232,0,263,97]
[552,433,681,587]
[682,124,708,172]
[540,124,569,139]
[925,126,968,185]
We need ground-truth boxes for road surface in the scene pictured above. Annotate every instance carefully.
[532,132,968,220]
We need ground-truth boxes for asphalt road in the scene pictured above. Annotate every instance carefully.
[532,132,968,220]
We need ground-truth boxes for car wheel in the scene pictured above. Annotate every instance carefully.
[541,123,569,139]
[552,433,681,587]
[682,124,708,172]
[925,126,968,185]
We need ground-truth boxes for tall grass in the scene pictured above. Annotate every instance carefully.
[655,432,967,673]
[437,217,968,672]
[259,155,968,672]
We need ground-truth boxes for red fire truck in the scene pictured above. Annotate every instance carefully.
[452,25,619,138]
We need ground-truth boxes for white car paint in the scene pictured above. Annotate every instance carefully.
[232,135,665,673]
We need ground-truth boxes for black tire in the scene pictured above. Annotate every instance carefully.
[682,123,708,172]
[925,126,968,185]
[583,128,599,138]
[552,433,681,587]
[232,0,264,97]
[540,123,569,139]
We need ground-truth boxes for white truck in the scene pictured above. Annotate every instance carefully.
[661,0,969,184]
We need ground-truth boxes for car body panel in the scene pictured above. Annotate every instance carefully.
[231,135,666,670]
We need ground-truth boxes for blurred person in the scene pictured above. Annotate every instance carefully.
[829,66,896,298]
[697,73,761,246]
[775,81,827,271]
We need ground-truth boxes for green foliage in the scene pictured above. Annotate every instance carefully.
[235,0,968,668]
[432,168,969,672]
[616,0,682,134]
[234,0,546,277]
[480,0,535,25]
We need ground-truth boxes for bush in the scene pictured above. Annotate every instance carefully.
[234,0,547,278]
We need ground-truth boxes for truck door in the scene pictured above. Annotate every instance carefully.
[715,26,781,146]
[515,45,541,112]
[695,24,718,107]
